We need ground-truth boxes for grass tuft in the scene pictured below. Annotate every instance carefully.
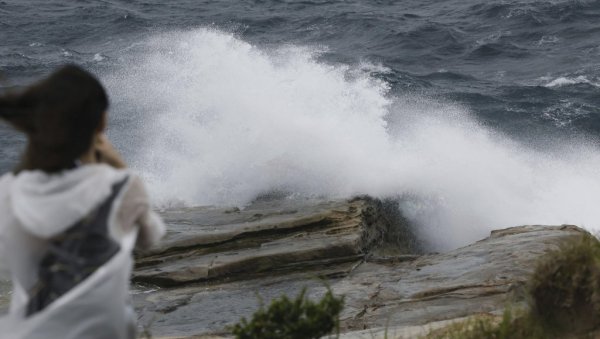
[231,286,344,339]
[425,309,544,339]
[428,232,600,338]
[530,232,600,333]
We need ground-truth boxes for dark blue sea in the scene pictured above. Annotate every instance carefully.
[1,0,600,249]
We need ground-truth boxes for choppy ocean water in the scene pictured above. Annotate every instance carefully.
[1,0,599,249]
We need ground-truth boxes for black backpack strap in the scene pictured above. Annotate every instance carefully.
[26,176,129,316]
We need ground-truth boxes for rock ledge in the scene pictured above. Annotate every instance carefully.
[132,198,586,338]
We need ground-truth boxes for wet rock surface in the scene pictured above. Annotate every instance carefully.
[133,197,408,287]
[132,197,586,338]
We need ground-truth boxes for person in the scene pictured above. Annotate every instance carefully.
[0,65,165,339]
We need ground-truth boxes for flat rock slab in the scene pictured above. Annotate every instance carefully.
[133,196,586,338]
[134,198,394,286]
[336,224,583,332]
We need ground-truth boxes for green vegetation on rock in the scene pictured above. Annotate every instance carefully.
[530,232,600,334]
[231,287,344,339]
[428,232,600,338]
[426,310,544,339]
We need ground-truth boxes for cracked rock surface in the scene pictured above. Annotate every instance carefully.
[131,197,585,338]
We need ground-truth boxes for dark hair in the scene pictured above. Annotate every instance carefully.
[0,65,108,173]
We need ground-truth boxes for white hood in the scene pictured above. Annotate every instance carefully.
[8,164,127,239]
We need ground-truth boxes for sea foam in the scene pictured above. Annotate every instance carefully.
[105,28,600,251]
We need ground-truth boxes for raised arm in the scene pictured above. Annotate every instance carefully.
[116,175,166,250]
[94,134,127,169]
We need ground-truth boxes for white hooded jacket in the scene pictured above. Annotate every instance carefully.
[0,164,165,339]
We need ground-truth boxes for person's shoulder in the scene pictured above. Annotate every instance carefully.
[0,172,15,193]
[122,172,149,198]
[89,164,138,181]
[0,172,14,181]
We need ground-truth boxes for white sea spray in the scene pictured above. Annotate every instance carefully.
[105,28,600,251]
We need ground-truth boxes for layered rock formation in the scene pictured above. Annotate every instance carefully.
[132,197,586,338]
[133,197,411,287]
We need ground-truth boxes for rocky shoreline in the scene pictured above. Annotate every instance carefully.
[131,197,585,338]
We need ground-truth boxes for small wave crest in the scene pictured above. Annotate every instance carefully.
[105,28,600,251]
[544,75,600,88]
